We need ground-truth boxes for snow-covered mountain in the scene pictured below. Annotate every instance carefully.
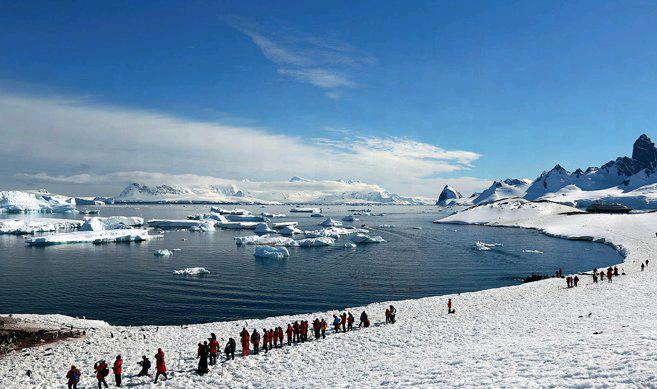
[436,185,462,205]
[472,178,532,204]
[115,178,430,205]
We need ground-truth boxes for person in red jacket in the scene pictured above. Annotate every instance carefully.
[154,348,167,383]
[94,359,109,389]
[448,298,454,314]
[240,327,250,356]
[208,333,220,365]
[112,355,123,387]
[277,327,284,347]
[286,324,293,346]
[340,313,347,332]
[347,312,355,331]
[65,365,81,389]
[251,329,261,354]
[293,321,300,343]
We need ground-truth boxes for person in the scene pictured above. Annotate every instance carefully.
[197,341,209,375]
[273,327,279,348]
[93,360,109,389]
[389,305,396,323]
[286,324,293,346]
[262,328,270,353]
[320,319,327,339]
[359,311,370,328]
[646,259,650,267]
[448,298,454,314]
[607,266,613,283]
[66,365,81,389]
[154,348,167,383]
[341,313,347,332]
[137,356,151,377]
[333,315,341,333]
[251,329,260,355]
[240,327,250,356]
[313,319,321,339]
[614,266,619,276]
[558,268,563,277]
[573,275,579,287]
[592,268,598,283]
[301,321,308,342]
[600,270,605,281]
[225,337,236,360]
[566,276,572,288]
[347,313,355,330]
[293,321,300,343]
[269,328,275,349]
[385,308,390,324]
[641,262,645,271]
[277,327,284,347]
[209,333,220,365]
[112,355,123,387]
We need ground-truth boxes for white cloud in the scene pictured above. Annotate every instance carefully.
[277,68,356,89]
[0,91,487,197]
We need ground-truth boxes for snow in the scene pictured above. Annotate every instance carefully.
[0,218,83,234]
[147,219,215,230]
[436,185,462,205]
[254,223,275,234]
[351,233,386,244]
[25,229,156,246]
[0,191,77,213]
[173,267,210,276]
[7,198,657,387]
[319,218,342,227]
[154,249,173,257]
[253,245,289,259]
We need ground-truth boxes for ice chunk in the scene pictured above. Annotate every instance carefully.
[26,229,156,246]
[344,242,357,248]
[154,249,173,256]
[272,221,298,229]
[319,218,342,227]
[262,212,286,218]
[310,213,324,218]
[235,235,297,246]
[254,246,289,259]
[351,233,386,244]
[290,207,321,213]
[279,225,303,236]
[0,218,83,235]
[218,221,258,229]
[226,214,267,222]
[304,227,368,239]
[210,207,252,215]
[297,237,335,247]
[522,249,544,254]
[254,223,275,234]
[80,216,144,231]
[474,241,502,251]
[173,267,210,276]
[0,191,77,213]
[342,215,359,222]
[147,219,215,230]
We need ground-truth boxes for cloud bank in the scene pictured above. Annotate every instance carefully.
[0,91,488,197]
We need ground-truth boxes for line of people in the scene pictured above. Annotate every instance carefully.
[66,349,167,388]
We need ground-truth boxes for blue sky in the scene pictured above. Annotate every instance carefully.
[2,0,657,196]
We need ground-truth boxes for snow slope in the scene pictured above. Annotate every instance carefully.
[2,200,657,387]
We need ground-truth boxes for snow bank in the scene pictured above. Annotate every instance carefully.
[173,267,210,276]
[0,218,83,234]
[254,245,289,259]
[25,229,155,246]
[0,191,77,213]
[351,233,386,244]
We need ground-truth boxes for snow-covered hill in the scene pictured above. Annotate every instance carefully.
[436,185,462,205]
[471,178,532,204]
[115,178,430,205]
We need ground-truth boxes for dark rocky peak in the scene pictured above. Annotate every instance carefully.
[632,134,657,170]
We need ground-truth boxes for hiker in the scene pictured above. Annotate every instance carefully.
[614,266,619,276]
[313,319,320,339]
[112,355,123,387]
[137,356,151,376]
[154,348,167,383]
[558,268,563,277]
[286,324,293,345]
[359,311,370,328]
[448,298,454,314]
[269,328,275,349]
[262,329,270,353]
[66,365,81,389]
[646,259,650,267]
[293,321,300,343]
[389,305,396,323]
[240,327,250,356]
[321,319,327,339]
[592,268,598,283]
[600,270,605,281]
[385,308,390,324]
[197,341,209,375]
[607,267,613,282]
[347,313,355,330]
[225,337,236,360]
[94,360,109,389]
[273,327,279,348]
[566,276,572,288]
[251,329,260,355]
[277,327,284,347]
[341,313,347,332]
[209,333,220,365]
[333,315,341,333]
[573,275,579,287]
[641,263,645,271]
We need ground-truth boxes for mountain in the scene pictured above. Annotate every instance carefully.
[472,178,532,204]
[115,179,431,205]
[436,185,462,205]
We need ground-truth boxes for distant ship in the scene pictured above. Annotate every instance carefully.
[585,202,632,214]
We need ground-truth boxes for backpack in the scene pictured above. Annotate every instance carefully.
[102,366,110,377]
[70,370,80,382]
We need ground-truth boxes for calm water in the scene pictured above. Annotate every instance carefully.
[0,204,621,325]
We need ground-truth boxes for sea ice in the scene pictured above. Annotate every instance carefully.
[173,267,210,276]
[474,241,502,251]
[290,207,321,213]
[351,233,386,244]
[344,242,357,248]
[25,229,155,246]
[297,237,335,247]
[342,215,359,222]
[234,235,297,246]
[254,245,289,259]
[272,221,299,229]
[254,223,275,234]
[147,219,215,230]
[0,218,83,235]
[310,213,324,218]
[262,213,286,218]
[523,249,544,254]
[79,216,144,231]
[154,249,173,256]
[319,218,342,227]
[279,225,303,236]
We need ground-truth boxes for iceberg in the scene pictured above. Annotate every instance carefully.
[154,249,173,256]
[147,219,216,230]
[262,212,286,218]
[210,207,252,215]
[304,227,368,239]
[254,246,289,259]
[310,213,324,218]
[80,216,144,231]
[234,235,297,246]
[290,207,321,213]
[25,229,156,246]
[474,241,502,251]
[272,221,299,229]
[319,218,342,227]
[0,191,77,213]
[225,214,267,222]
[279,225,302,236]
[218,221,259,229]
[342,215,359,222]
[351,233,386,244]
[297,237,335,247]
[523,249,544,254]
[344,242,357,248]
[0,218,83,235]
[173,267,210,276]
[254,223,275,234]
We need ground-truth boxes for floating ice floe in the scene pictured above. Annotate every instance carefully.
[342,215,359,222]
[319,218,342,227]
[412,226,423,230]
[474,241,503,251]
[262,213,286,218]
[0,191,77,213]
[173,267,210,276]
[290,207,321,213]
[254,223,276,234]
[344,242,357,248]
[279,225,303,236]
[154,249,173,256]
[304,227,369,239]
[254,246,289,259]
[218,221,259,230]
[523,249,544,254]
[147,219,215,230]
[225,214,267,222]
[310,213,324,218]
[272,221,298,229]
[378,224,394,228]
[235,235,296,246]
[210,207,252,215]
[80,216,144,231]
[26,229,156,246]
[189,222,216,232]
[0,218,83,235]
[297,237,335,247]
[351,233,386,244]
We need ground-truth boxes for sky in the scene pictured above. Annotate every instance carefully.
[2,0,657,197]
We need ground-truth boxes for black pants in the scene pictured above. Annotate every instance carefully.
[138,369,149,377]
[321,330,325,339]
[253,344,259,354]
[68,383,78,389]
[209,352,217,365]
[225,350,234,360]
[154,372,167,383]
[115,373,121,387]
[287,337,291,345]
[97,378,108,389]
